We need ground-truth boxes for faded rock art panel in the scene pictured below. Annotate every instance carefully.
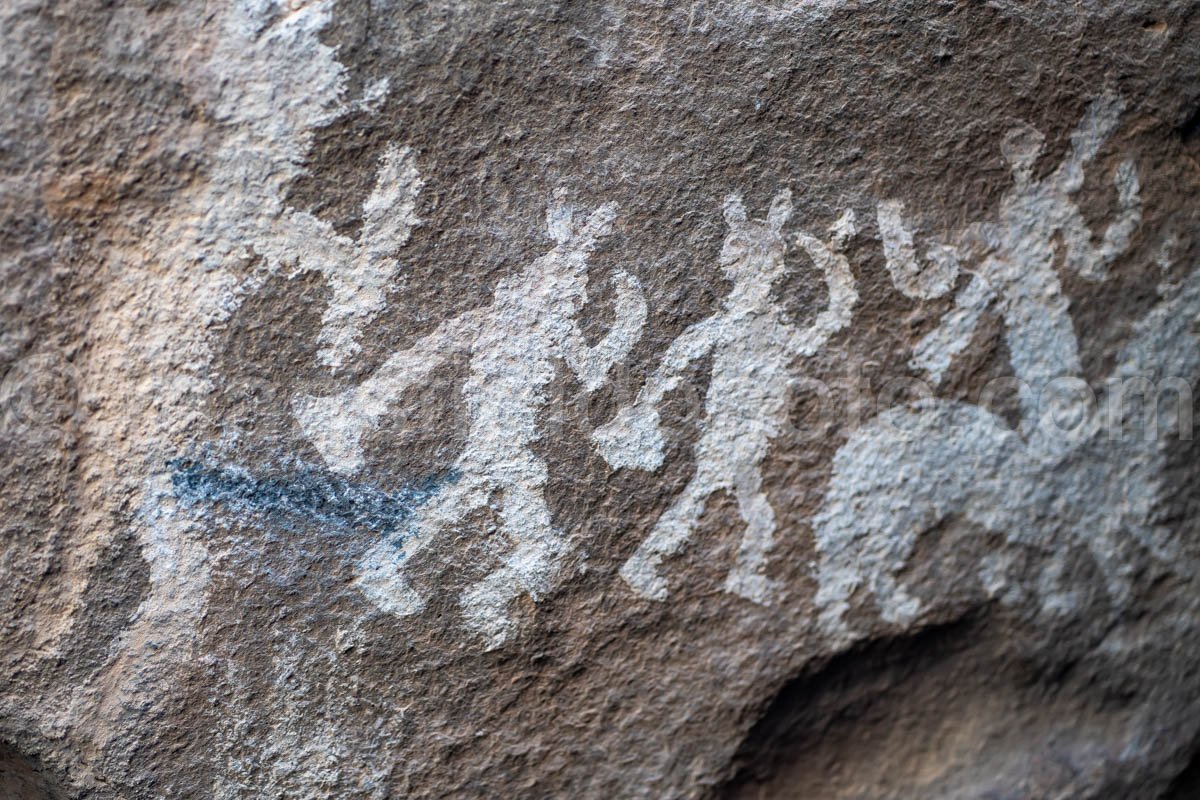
[9,0,1200,796]
[908,93,1141,397]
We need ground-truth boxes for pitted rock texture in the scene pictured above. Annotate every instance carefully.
[2,1,1200,798]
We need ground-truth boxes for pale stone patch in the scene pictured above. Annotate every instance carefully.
[210,636,395,800]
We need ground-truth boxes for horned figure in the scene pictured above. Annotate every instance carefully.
[594,190,859,603]
[293,190,646,647]
[812,94,1176,641]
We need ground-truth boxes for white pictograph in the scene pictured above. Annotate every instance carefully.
[252,143,423,372]
[894,94,1142,403]
[594,191,859,603]
[811,95,1187,640]
[876,198,960,301]
[294,191,647,646]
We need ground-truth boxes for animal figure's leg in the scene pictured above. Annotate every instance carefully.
[620,466,721,601]
[460,456,564,648]
[355,473,487,617]
[724,468,779,604]
[813,401,1020,639]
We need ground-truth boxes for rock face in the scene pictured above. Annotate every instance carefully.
[3,1,1200,797]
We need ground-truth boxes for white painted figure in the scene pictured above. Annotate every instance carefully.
[191,0,406,374]
[811,95,1186,641]
[251,143,423,372]
[594,191,859,603]
[900,94,1142,404]
[294,190,647,646]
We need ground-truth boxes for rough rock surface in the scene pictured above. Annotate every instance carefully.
[3,1,1200,798]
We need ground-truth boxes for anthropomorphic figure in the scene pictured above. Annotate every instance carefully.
[813,95,1168,640]
[594,190,858,603]
[294,191,646,646]
[905,93,1141,431]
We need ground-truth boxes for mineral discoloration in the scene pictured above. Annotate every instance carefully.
[171,458,452,536]
[4,1,1200,797]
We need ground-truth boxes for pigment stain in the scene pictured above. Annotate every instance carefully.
[170,458,454,540]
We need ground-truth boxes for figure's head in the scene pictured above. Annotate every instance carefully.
[719,189,793,280]
[1000,122,1045,185]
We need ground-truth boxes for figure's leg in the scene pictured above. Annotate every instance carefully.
[725,469,779,604]
[461,457,564,648]
[620,470,717,601]
[355,473,486,617]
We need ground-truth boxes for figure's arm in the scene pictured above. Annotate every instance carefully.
[365,307,482,398]
[637,314,720,408]
[875,200,960,300]
[591,314,720,472]
[562,270,648,392]
[1051,92,1125,195]
[791,232,859,357]
[1061,158,1141,280]
[893,216,1001,386]
[909,273,996,386]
